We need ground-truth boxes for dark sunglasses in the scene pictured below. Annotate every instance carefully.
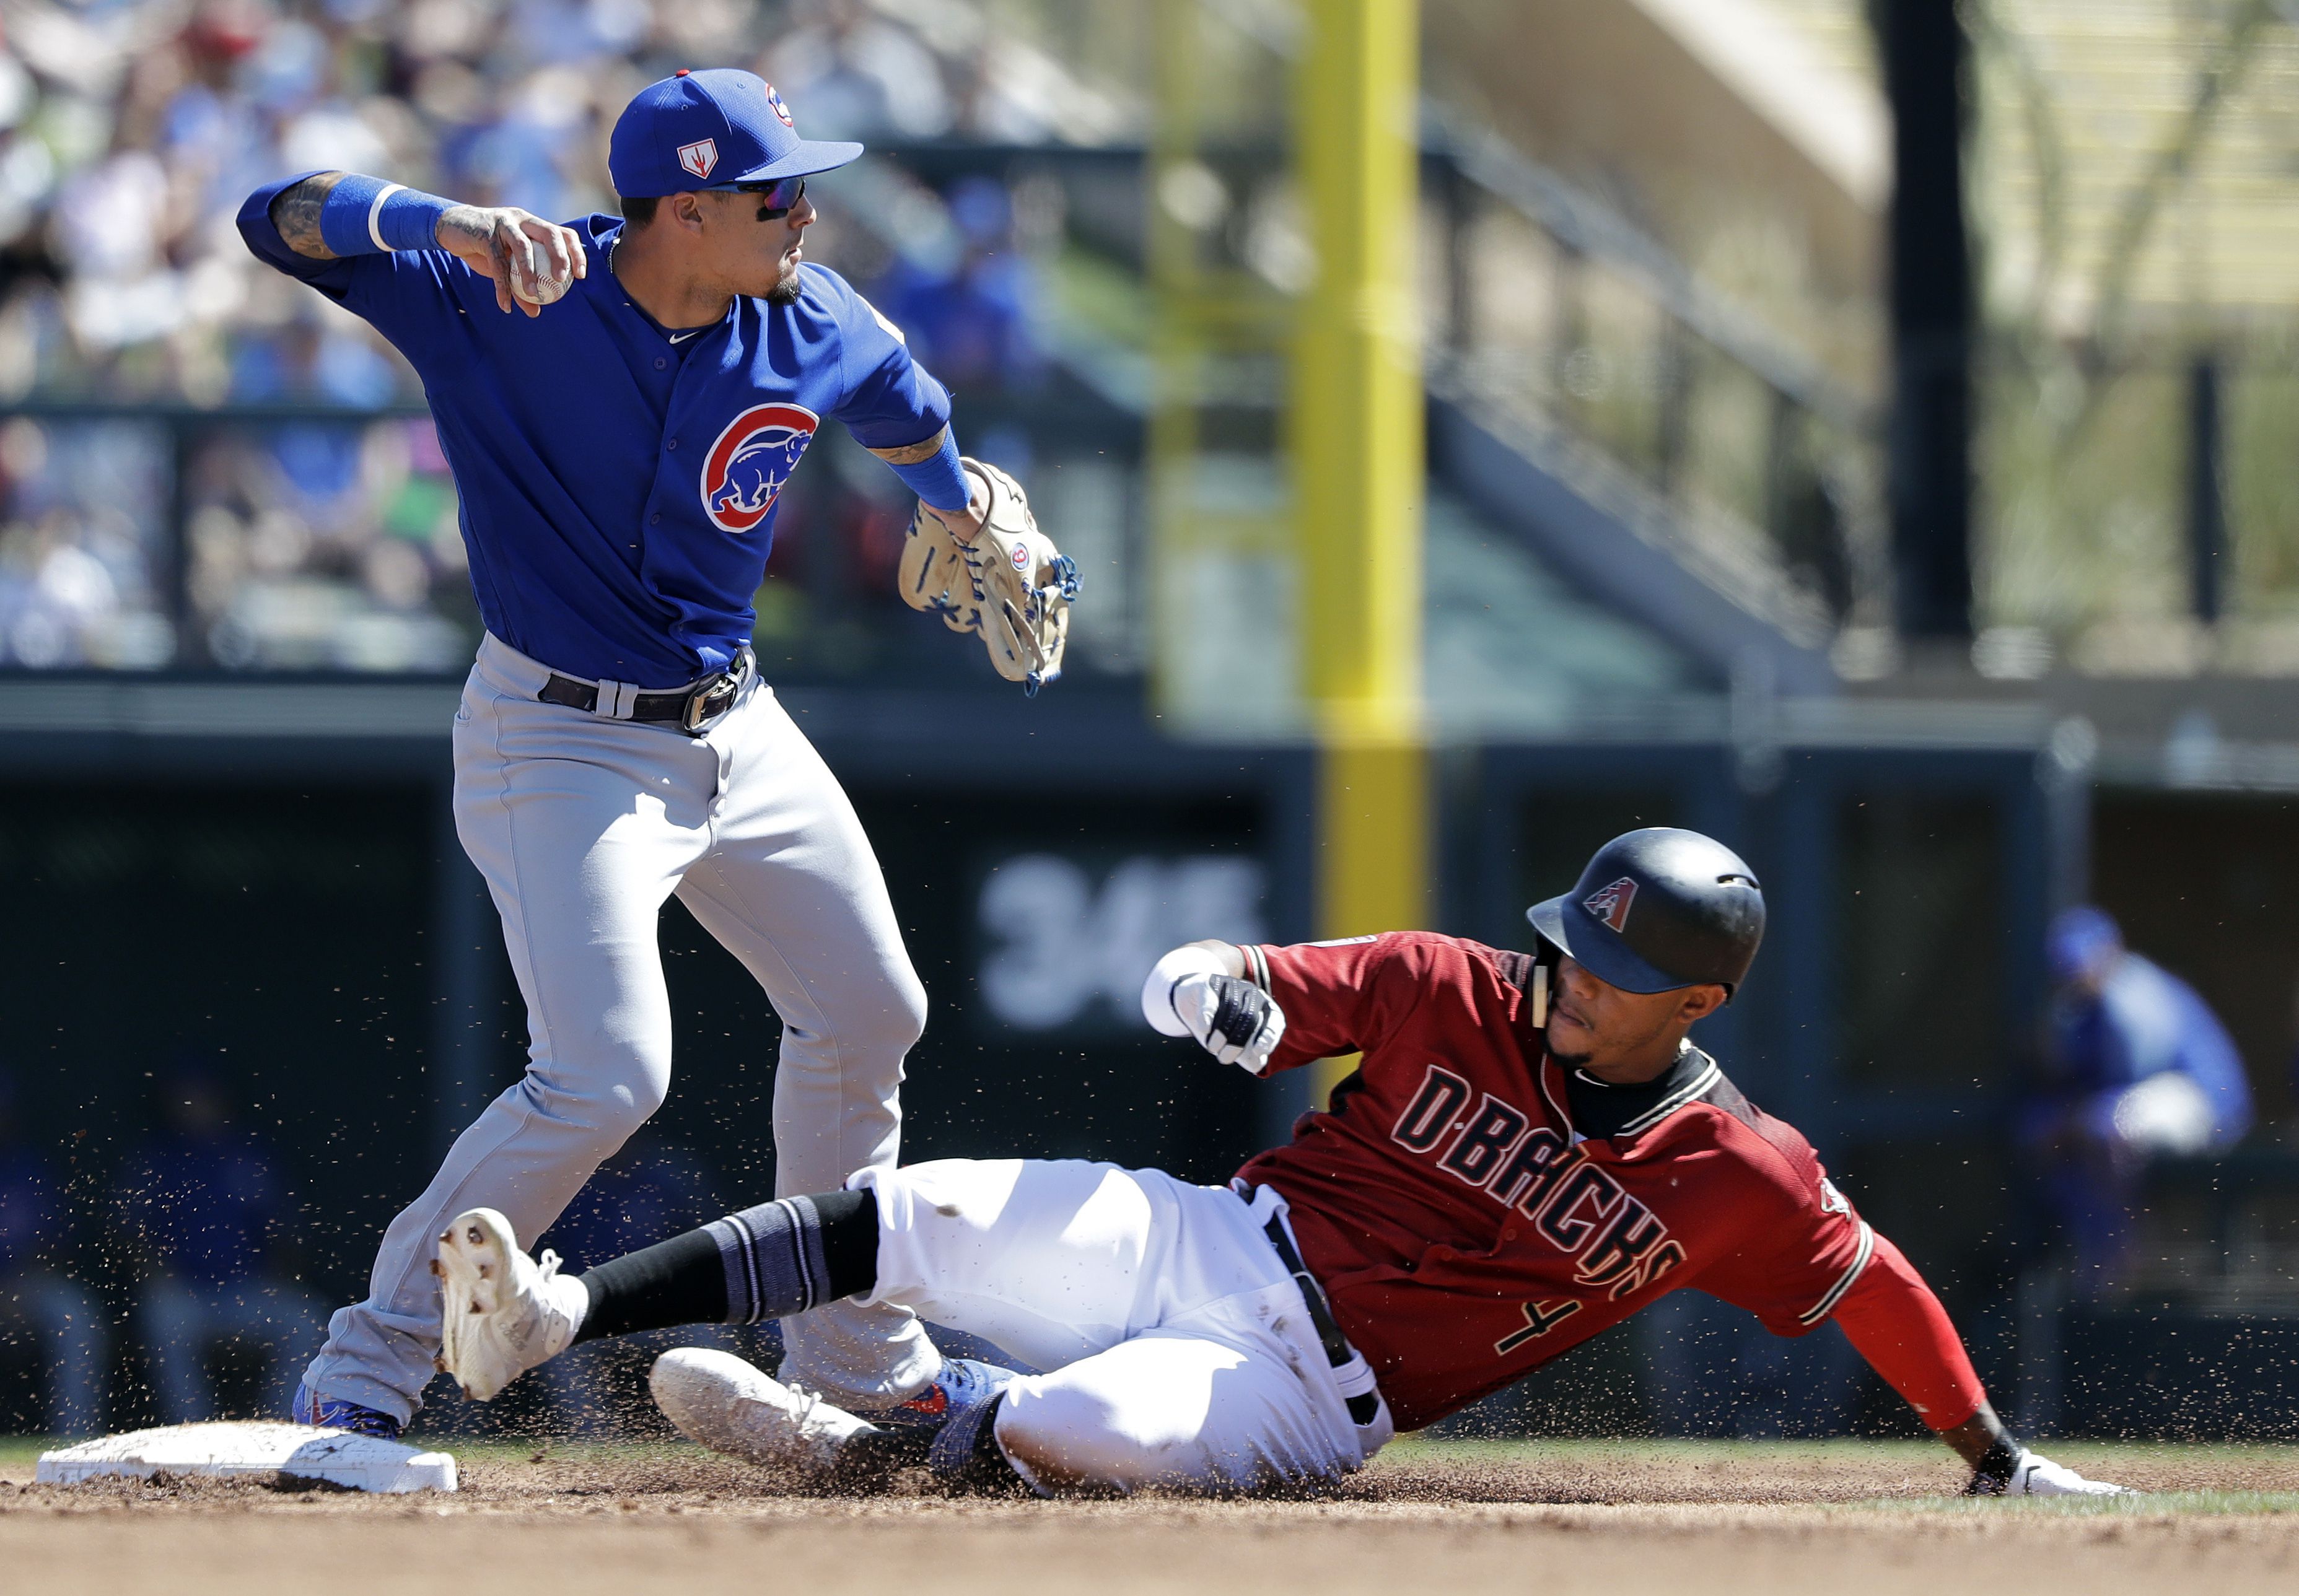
[709,175,806,220]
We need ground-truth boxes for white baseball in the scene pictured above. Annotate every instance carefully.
[512,233,572,306]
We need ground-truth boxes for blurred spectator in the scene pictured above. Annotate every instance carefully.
[184,412,471,671]
[115,1059,320,1422]
[531,1138,732,1433]
[0,416,172,668]
[870,175,1043,392]
[768,0,952,140]
[0,1066,105,1436]
[2023,907,2254,1296]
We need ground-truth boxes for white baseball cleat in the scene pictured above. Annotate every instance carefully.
[650,1346,878,1482]
[2007,1452,2129,1496]
[434,1207,587,1401]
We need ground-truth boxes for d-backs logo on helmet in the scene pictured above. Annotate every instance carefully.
[1582,876,1638,933]
[701,403,819,533]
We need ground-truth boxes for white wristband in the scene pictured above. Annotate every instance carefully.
[1141,944,1228,1037]
[367,183,405,253]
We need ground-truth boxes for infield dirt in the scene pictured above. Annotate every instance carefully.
[4,1440,2297,1596]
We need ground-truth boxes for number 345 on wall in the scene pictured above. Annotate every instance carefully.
[976,853,1268,1032]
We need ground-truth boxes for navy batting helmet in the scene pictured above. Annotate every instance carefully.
[1526,828,1765,995]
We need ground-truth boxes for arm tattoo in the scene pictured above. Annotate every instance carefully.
[269,172,348,260]
[867,426,950,466]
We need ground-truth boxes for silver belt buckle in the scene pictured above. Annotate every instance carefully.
[679,650,750,733]
[680,675,732,732]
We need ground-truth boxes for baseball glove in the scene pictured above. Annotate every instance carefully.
[898,458,1080,695]
[897,498,981,634]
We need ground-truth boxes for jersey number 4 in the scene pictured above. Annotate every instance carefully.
[1494,1297,1583,1355]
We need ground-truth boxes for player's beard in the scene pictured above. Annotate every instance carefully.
[1548,1007,1683,1081]
[766,261,803,306]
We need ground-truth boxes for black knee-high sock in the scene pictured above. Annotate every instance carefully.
[571,1187,878,1343]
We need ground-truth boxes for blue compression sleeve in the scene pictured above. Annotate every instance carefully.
[885,428,970,512]
[316,174,455,256]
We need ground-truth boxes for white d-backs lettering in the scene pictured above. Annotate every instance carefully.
[1385,1064,1689,1356]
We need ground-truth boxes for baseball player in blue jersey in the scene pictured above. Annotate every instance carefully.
[237,68,1075,1440]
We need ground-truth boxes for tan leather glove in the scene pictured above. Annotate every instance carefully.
[900,458,1079,694]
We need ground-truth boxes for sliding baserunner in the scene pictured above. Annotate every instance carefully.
[431,828,2126,1498]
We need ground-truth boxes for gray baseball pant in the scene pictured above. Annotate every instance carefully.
[300,635,939,1422]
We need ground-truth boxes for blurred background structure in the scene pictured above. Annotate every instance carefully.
[6,0,2299,1441]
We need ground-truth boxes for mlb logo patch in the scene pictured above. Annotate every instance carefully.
[764,84,795,127]
[678,139,718,180]
[1582,876,1638,932]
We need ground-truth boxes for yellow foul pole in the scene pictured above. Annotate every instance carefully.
[1293,0,1425,1099]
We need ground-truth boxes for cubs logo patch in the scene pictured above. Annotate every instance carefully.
[678,139,718,180]
[1582,876,1637,932]
[1010,543,1030,572]
[700,403,819,533]
[764,84,795,127]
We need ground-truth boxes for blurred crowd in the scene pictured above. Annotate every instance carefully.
[0,0,1083,403]
[0,0,1082,672]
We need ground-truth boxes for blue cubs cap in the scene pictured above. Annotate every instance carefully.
[609,69,863,199]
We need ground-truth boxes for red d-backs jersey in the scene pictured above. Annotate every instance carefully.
[1232,933,1890,1433]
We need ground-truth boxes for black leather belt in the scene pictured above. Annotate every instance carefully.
[537,649,752,735]
[1261,1211,1383,1428]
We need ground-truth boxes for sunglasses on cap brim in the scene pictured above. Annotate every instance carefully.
[705,175,806,219]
